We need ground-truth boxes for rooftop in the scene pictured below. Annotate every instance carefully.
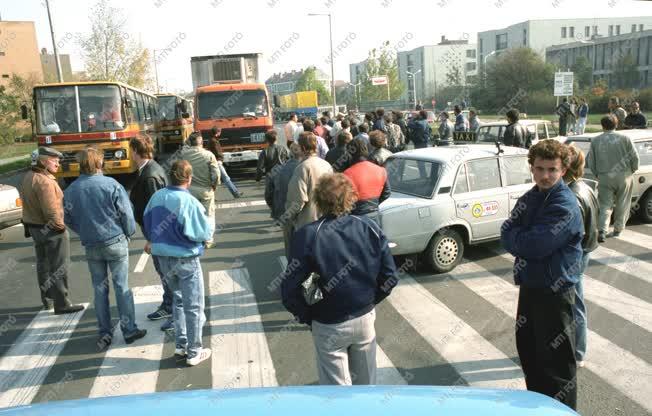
[392,144,528,164]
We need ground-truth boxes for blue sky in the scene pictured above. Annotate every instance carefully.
[2,0,652,92]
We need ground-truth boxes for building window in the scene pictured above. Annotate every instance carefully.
[593,25,598,35]
[640,24,644,31]
[496,33,508,50]
[561,27,567,38]
[633,24,637,32]
[609,25,614,36]
[407,54,414,67]
[523,28,527,46]
[569,27,574,38]
[585,26,590,37]
[616,25,621,35]
[466,49,476,59]
[466,62,477,71]
[479,38,483,53]
[1,74,9,78]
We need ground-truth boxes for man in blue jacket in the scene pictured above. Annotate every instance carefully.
[500,139,583,411]
[407,110,431,149]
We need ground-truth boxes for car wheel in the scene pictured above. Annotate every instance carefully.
[425,228,464,273]
[638,191,652,223]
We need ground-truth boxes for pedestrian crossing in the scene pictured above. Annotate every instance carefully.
[0,235,650,414]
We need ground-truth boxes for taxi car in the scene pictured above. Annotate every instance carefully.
[0,184,22,230]
[380,144,532,273]
[454,119,561,146]
[565,129,652,222]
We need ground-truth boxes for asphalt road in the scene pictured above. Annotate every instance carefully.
[0,126,650,414]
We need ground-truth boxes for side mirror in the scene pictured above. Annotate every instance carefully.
[179,100,188,113]
[181,112,190,119]
[273,95,280,108]
[21,104,29,120]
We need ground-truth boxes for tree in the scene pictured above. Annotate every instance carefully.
[0,86,20,145]
[446,64,463,86]
[571,56,593,89]
[612,52,639,89]
[358,41,405,102]
[295,66,332,105]
[78,0,153,89]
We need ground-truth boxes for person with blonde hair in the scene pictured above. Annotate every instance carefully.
[64,147,145,350]
[281,173,398,385]
[563,144,599,368]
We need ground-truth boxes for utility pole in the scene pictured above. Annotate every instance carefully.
[44,0,63,82]
[406,69,421,110]
[309,13,337,115]
[153,49,160,93]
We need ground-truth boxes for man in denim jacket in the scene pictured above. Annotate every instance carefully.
[500,140,584,411]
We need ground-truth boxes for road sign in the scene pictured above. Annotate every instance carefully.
[554,72,574,96]
[371,76,388,86]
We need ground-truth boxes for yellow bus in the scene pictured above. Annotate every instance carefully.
[30,81,157,182]
[154,93,194,153]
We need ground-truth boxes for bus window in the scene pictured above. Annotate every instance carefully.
[157,95,177,120]
[128,89,141,122]
[137,93,148,122]
[35,86,78,134]
[79,84,124,132]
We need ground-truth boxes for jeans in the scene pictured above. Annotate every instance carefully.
[577,117,587,135]
[311,309,377,385]
[574,252,590,361]
[219,163,239,197]
[156,255,206,359]
[152,255,173,313]
[29,226,71,309]
[86,236,139,339]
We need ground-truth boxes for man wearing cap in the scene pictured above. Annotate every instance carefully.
[20,147,84,314]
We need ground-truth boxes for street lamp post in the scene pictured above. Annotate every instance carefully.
[308,13,337,116]
[347,81,361,111]
[153,49,160,93]
[44,0,63,82]
[483,50,497,87]
[406,69,421,110]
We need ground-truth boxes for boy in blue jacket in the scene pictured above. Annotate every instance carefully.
[500,140,584,411]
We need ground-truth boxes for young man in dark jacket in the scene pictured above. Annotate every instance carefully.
[256,130,289,181]
[129,136,175,330]
[407,110,431,148]
[500,139,583,410]
[503,108,528,148]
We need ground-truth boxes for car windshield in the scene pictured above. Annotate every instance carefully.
[386,158,442,198]
[477,125,502,143]
[35,85,124,134]
[197,89,268,120]
[157,95,178,120]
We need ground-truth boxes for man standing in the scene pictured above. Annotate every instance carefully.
[587,116,640,241]
[608,96,627,130]
[285,132,333,234]
[409,110,431,148]
[436,111,453,145]
[301,119,329,160]
[624,101,647,129]
[255,130,289,181]
[207,127,243,199]
[178,133,220,247]
[576,98,589,135]
[20,147,84,314]
[501,140,584,410]
[143,160,213,366]
[556,98,572,136]
[64,147,146,348]
[284,113,299,146]
[503,109,528,148]
[129,136,174,332]
[468,109,482,133]
[453,105,467,132]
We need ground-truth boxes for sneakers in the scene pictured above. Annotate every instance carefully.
[54,304,84,315]
[147,306,172,321]
[598,232,606,243]
[124,328,147,344]
[186,347,212,366]
[97,334,112,351]
[234,191,244,199]
[610,230,621,238]
[174,346,187,357]
[160,318,174,333]
[577,360,585,368]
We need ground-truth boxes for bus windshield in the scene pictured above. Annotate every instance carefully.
[36,84,124,134]
[157,95,178,120]
[197,89,268,120]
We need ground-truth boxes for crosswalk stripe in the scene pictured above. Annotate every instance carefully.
[618,229,652,249]
[277,256,409,385]
[208,269,278,388]
[388,274,525,389]
[0,304,88,408]
[494,252,652,333]
[590,246,652,284]
[216,200,266,210]
[133,252,150,273]
[451,260,652,412]
[88,285,166,398]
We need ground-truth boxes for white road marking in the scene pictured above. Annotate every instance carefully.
[216,200,266,210]
[617,229,652,249]
[0,304,88,407]
[455,259,652,411]
[88,285,165,398]
[590,245,652,284]
[133,252,150,273]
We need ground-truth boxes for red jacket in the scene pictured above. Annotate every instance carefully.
[344,161,391,214]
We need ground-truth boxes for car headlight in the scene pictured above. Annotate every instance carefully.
[114,149,124,159]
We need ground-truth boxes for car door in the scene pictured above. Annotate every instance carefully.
[501,155,533,213]
[453,157,509,240]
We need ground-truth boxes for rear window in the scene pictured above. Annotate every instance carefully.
[478,126,502,143]
[386,158,442,199]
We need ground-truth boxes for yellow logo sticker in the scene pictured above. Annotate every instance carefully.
[472,201,499,218]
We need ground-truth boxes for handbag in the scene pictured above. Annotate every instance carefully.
[301,219,327,305]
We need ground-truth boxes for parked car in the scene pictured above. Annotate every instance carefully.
[0,184,22,230]
[380,145,532,273]
[565,129,652,222]
[456,119,561,146]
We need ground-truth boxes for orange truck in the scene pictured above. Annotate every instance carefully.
[191,53,273,167]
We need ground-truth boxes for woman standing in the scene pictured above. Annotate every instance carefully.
[207,127,244,198]
[281,173,399,385]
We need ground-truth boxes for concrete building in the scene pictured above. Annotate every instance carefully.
[396,36,478,106]
[546,29,652,89]
[265,67,330,96]
[477,17,652,70]
[40,48,73,83]
[0,21,43,87]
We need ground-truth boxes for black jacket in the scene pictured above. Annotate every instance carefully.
[130,160,168,227]
[568,179,599,253]
[503,122,527,148]
[256,143,289,181]
[325,145,352,172]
